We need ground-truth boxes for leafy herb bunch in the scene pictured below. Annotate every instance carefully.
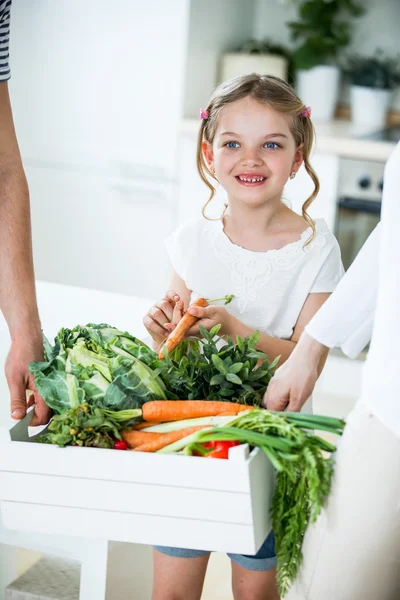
[161,325,279,405]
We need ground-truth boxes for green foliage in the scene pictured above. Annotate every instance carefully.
[288,0,364,70]
[159,324,280,405]
[343,49,400,89]
[38,403,124,449]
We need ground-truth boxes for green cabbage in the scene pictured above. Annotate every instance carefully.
[29,323,166,414]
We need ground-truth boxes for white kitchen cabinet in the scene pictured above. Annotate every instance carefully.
[25,163,175,299]
[9,0,190,177]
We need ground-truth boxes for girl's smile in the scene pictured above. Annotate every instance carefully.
[235,172,268,186]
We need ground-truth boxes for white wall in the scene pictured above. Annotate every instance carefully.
[253,0,400,109]
[183,0,255,118]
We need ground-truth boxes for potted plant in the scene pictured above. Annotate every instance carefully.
[288,0,364,121]
[219,39,292,84]
[344,50,400,128]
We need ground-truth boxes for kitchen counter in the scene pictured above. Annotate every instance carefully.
[181,118,397,162]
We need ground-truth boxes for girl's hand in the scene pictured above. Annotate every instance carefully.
[180,305,235,338]
[143,291,184,347]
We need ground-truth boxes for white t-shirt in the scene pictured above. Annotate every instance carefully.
[165,216,344,342]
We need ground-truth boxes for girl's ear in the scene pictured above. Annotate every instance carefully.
[202,140,214,169]
[291,144,304,174]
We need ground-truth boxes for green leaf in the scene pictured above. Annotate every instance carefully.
[247,350,267,359]
[229,362,244,374]
[248,369,270,382]
[236,336,245,353]
[268,356,281,371]
[226,373,242,385]
[209,324,222,338]
[210,374,225,386]
[248,330,260,349]
[239,367,249,380]
[218,389,235,397]
[211,354,227,374]
[199,324,210,340]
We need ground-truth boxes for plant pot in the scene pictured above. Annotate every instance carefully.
[219,53,288,83]
[296,65,340,121]
[350,86,391,128]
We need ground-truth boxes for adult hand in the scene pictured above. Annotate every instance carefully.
[263,332,327,412]
[6,330,51,426]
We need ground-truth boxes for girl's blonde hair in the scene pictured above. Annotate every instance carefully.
[196,73,320,240]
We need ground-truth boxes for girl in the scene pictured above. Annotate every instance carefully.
[143,74,344,600]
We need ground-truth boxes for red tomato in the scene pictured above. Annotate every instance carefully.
[114,440,128,450]
[199,440,240,459]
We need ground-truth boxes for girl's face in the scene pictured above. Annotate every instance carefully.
[203,96,303,209]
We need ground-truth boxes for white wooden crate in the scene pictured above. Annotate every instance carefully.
[0,411,275,555]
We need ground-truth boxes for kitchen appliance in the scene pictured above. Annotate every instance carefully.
[335,127,400,270]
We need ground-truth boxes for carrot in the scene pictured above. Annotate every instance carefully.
[121,430,165,449]
[142,400,255,422]
[131,421,164,430]
[134,425,210,453]
[159,297,208,359]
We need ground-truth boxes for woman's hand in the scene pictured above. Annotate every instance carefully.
[143,291,184,348]
[263,332,326,412]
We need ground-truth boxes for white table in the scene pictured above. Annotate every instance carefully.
[0,280,152,600]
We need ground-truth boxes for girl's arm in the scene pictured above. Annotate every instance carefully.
[231,292,331,365]
[187,292,331,366]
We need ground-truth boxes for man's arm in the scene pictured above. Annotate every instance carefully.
[264,223,380,411]
[0,81,50,425]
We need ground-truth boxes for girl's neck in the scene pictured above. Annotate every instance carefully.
[223,199,288,235]
[221,199,307,253]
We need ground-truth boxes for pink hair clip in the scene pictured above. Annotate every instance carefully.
[200,108,209,120]
[300,106,312,118]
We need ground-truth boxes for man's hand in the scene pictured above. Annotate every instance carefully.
[6,330,51,426]
[263,332,327,412]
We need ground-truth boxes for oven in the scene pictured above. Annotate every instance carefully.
[335,127,400,270]
[335,157,383,270]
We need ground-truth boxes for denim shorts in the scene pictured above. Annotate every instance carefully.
[154,529,276,571]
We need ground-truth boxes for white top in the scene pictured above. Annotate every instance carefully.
[305,223,380,359]
[166,216,344,342]
[306,141,400,438]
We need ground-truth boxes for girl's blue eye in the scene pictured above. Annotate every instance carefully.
[264,142,279,149]
[226,141,240,148]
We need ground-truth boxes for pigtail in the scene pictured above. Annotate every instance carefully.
[195,116,219,220]
[299,119,319,246]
